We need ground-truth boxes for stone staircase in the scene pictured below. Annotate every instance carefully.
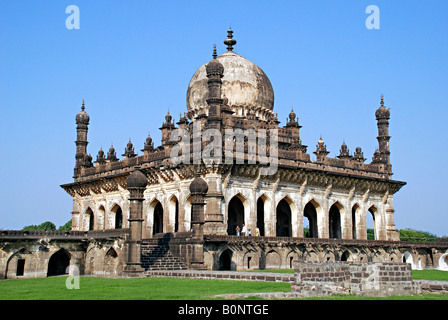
[141,240,187,271]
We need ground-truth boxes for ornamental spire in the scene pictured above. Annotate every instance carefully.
[212,44,217,59]
[224,28,237,51]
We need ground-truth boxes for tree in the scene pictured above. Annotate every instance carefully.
[22,221,56,231]
[398,228,437,242]
[367,228,375,240]
[58,220,72,231]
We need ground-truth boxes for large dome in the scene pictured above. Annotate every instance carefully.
[186,50,274,121]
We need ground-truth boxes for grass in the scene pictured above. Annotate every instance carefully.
[0,276,290,300]
[412,270,448,281]
[0,269,446,300]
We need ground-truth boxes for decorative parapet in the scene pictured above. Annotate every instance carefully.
[203,235,448,248]
[0,228,129,240]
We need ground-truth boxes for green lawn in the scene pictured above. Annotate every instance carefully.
[412,269,448,281]
[0,276,290,300]
[0,269,446,300]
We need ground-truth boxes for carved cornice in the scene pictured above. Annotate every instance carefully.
[62,163,405,198]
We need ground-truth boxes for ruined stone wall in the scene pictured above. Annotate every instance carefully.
[291,261,420,297]
[203,236,448,271]
[0,230,128,279]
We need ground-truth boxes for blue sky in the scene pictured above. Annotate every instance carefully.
[0,1,447,236]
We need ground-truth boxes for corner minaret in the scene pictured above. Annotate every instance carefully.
[375,95,391,170]
[75,100,90,175]
[206,44,224,130]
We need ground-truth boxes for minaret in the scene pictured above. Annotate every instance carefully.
[206,44,224,130]
[75,100,90,175]
[160,111,176,146]
[375,95,391,168]
[313,136,330,162]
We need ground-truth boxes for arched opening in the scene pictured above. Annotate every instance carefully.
[367,206,378,240]
[266,250,281,269]
[111,204,123,229]
[403,251,414,268]
[227,195,245,235]
[329,202,342,239]
[169,196,179,233]
[438,254,448,271]
[303,201,319,238]
[185,195,193,232]
[153,201,164,235]
[98,205,105,230]
[86,207,94,231]
[104,248,119,275]
[341,251,350,261]
[276,199,292,237]
[47,249,70,277]
[352,204,360,239]
[5,249,32,279]
[256,196,266,236]
[219,249,233,270]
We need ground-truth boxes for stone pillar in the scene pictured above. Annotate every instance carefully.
[124,168,147,276]
[189,172,208,269]
[385,194,400,241]
[204,172,225,234]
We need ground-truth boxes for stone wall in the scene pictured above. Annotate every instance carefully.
[0,230,128,279]
[292,261,420,297]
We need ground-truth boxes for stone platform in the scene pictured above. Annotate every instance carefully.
[145,269,294,283]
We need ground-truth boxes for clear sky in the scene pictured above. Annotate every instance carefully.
[0,1,447,236]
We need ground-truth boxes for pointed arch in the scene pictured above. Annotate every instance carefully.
[168,195,179,233]
[218,249,234,270]
[110,204,123,229]
[47,249,71,277]
[368,205,379,240]
[4,248,35,279]
[276,197,293,237]
[329,201,343,239]
[104,248,119,276]
[85,207,94,231]
[149,199,164,235]
[341,250,350,261]
[352,203,361,239]
[256,194,270,236]
[303,199,321,238]
[97,205,105,230]
[227,193,248,235]
[438,254,448,271]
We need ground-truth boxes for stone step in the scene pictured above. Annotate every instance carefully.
[140,242,187,271]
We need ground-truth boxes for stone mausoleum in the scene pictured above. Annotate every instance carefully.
[1,29,447,280]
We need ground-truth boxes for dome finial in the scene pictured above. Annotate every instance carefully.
[380,94,384,107]
[212,44,217,59]
[224,28,237,51]
[81,99,85,111]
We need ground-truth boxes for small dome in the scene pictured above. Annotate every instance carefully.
[375,106,390,119]
[189,175,208,194]
[206,58,224,77]
[289,108,296,121]
[375,95,390,119]
[76,100,90,124]
[127,170,147,189]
